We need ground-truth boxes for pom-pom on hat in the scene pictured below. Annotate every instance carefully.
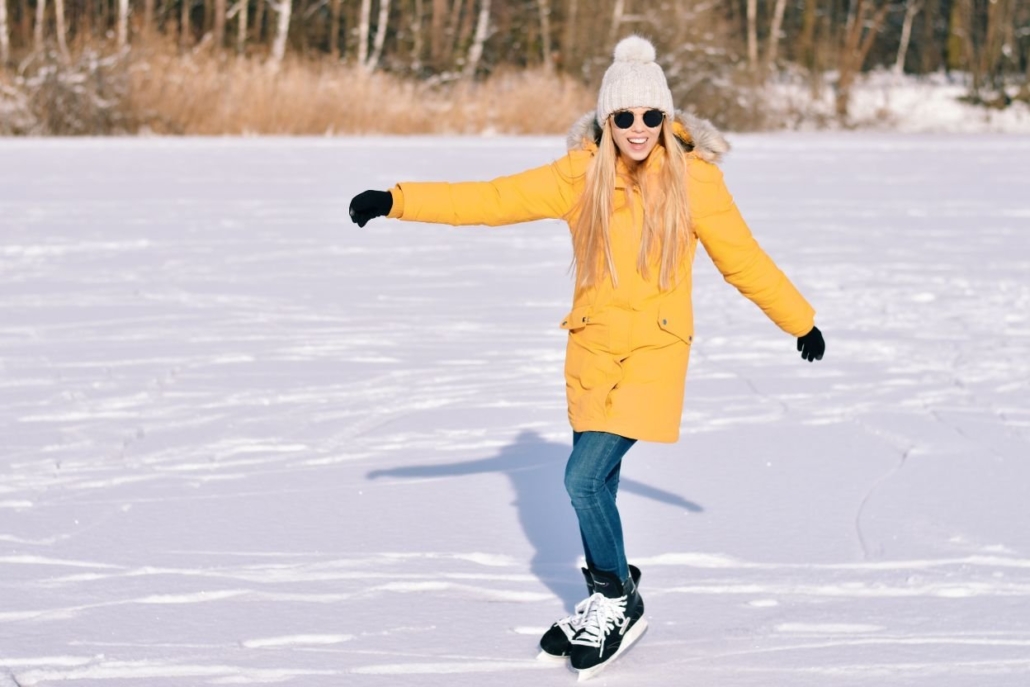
[596,36,675,127]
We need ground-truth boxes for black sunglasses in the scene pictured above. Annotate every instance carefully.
[612,109,664,129]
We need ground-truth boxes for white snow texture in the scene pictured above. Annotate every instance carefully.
[1,134,1029,686]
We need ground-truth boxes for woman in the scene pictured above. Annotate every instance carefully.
[349,36,825,678]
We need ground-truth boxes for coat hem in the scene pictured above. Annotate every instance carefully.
[569,419,680,444]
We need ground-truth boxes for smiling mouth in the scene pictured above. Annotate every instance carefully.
[629,138,648,144]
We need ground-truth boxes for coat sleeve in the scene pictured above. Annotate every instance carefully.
[386,153,582,227]
[688,158,816,338]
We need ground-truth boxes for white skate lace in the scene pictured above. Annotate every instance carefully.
[568,592,629,653]
[555,595,596,640]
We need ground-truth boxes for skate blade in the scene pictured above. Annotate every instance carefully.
[536,650,568,664]
[575,619,649,682]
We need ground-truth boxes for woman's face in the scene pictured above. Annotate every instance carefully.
[610,108,663,163]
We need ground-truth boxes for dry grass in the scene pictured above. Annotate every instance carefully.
[129,41,595,135]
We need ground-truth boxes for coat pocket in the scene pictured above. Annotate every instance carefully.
[561,305,611,391]
[657,305,693,345]
[560,306,594,331]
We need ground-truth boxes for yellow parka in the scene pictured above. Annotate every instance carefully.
[387,112,815,443]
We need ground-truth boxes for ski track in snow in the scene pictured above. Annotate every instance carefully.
[1,135,1029,686]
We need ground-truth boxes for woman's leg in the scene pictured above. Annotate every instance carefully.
[573,431,624,571]
[565,431,637,583]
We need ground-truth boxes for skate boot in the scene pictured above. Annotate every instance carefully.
[537,565,640,661]
[568,567,647,680]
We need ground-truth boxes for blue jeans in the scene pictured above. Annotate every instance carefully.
[564,431,637,583]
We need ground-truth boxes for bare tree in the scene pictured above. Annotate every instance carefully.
[538,0,553,70]
[977,0,1014,93]
[117,0,129,48]
[463,0,489,78]
[213,0,226,46]
[893,0,923,74]
[766,0,788,71]
[54,0,70,58]
[746,0,758,71]
[368,0,392,71]
[269,0,292,68]
[445,0,463,61]
[918,0,941,72]
[143,0,156,34]
[797,0,818,69]
[358,0,371,65]
[950,0,1013,97]
[33,0,44,53]
[946,0,964,71]
[181,0,192,48]
[251,0,265,44]
[0,0,9,64]
[431,0,446,69]
[1023,0,1030,99]
[234,0,248,53]
[454,0,475,61]
[1024,42,1030,102]
[329,0,342,57]
[410,0,424,69]
[562,0,578,71]
[836,0,890,118]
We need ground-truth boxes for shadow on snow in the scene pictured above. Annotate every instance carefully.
[367,429,703,611]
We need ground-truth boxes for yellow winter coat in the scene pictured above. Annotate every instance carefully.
[387,112,815,443]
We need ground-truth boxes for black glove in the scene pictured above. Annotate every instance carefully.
[349,190,393,227]
[797,326,825,362]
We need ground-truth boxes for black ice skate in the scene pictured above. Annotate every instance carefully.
[568,567,647,681]
[537,565,641,661]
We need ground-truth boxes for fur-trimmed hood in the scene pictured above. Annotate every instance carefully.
[565,110,729,163]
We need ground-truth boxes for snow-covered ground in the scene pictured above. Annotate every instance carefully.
[771,71,1030,133]
[1,134,1029,686]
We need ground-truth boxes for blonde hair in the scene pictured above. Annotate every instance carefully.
[571,119,693,291]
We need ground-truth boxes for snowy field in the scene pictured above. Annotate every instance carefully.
[771,71,1030,133]
[2,134,1029,686]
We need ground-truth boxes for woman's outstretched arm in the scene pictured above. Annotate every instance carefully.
[350,153,586,228]
[688,158,818,342]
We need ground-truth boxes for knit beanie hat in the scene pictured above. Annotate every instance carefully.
[596,36,675,127]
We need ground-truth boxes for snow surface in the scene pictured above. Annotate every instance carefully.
[1,134,1029,686]
[770,71,1030,133]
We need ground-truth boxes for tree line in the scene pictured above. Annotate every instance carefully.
[2,0,1029,118]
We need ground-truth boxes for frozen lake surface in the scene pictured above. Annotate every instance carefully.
[2,134,1030,686]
